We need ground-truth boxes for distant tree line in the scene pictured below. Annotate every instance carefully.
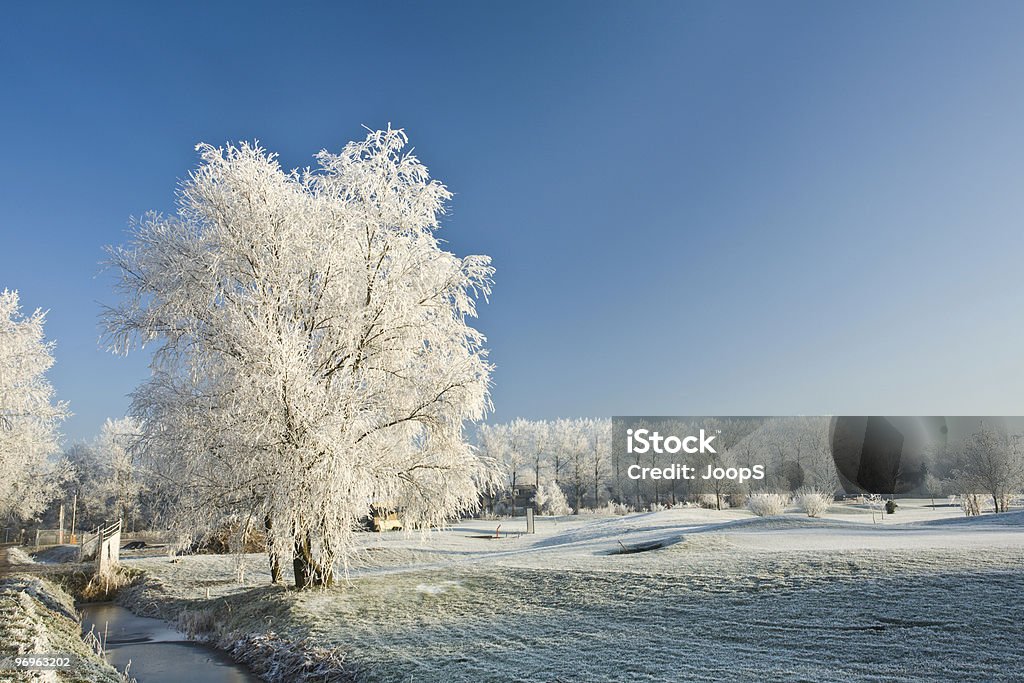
[476,416,840,513]
[477,417,1024,516]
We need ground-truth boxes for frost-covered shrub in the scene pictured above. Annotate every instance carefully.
[605,501,631,516]
[692,493,731,510]
[747,493,789,517]
[960,493,983,517]
[535,481,571,516]
[795,489,832,518]
[648,502,668,513]
[694,494,717,509]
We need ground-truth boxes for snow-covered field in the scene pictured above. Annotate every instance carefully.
[119,500,1024,682]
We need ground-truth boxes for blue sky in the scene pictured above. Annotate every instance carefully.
[3,1,1024,444]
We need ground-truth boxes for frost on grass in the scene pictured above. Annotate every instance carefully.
[0,575,124,682]
[30,545,83,565]
[115,572,362,682]
[118,507,1024,682]
[280,547,1024,682]
[7,546,37,565]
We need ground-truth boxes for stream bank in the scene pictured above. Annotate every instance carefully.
[0,574,123,682]
[114,575,359,682]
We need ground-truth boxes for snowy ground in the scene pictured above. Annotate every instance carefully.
[0,574,123,682]
[119,500,1024,682]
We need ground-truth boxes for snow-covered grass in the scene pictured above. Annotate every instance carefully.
[7,546,38,565]
[0,574,125,682]
[117,501,1024,682]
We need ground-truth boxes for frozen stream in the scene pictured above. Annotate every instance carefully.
[80,603,258,682]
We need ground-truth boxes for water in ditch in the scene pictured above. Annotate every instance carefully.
[80,602,259,682]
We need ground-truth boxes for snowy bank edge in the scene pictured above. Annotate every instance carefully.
[0,574,125,682]
[116,575,362,682]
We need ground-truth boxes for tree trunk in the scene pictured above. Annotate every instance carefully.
[264,515,282,584]
[293,534,333,588]
[634,457,641,508]
[614,452,621,503]
[510,471,517,517]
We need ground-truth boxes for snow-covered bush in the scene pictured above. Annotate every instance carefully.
[694,494,716,509]
[692,493,732,510]
[747,493,789,517]
[605,501,631,516]
[960,493,983,517]
[535,481,571,516]
[795,489,832,518]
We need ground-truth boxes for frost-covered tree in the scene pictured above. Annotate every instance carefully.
[478,422,529,496]
[590,419,611,508]
[949,428,1024,514]
[524,420,550,489]
[86,418,143,526]
[558,418,591,513]
[62,442,105,528]
[0,290,71,524]
[64,418,144,530]
[922,473,943,509]
[104,129,497,587]
[534,480,570,516]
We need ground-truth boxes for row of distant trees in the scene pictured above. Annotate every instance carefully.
[478,418,612,513]
[477,417,1024,515]
[476,417,841,513]
[53,417,156,532]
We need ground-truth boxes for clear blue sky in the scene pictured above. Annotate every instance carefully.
[3,1,1024,444]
